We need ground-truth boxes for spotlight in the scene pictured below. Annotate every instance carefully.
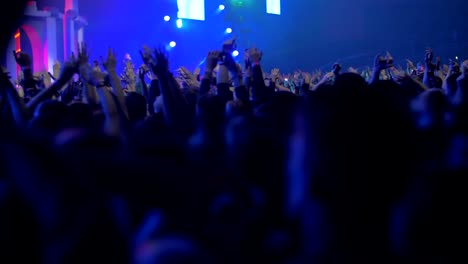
[232,50,239,57]
[176,19,183,28]
[164,15,171,22]
[169,41,177,48]
[225,27,233,34]
[219,4,225,11]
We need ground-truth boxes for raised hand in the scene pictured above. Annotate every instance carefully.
[456,60,468,90]
[373,52,393,73]
[321,72,334,83]
[435,56,441,71]
[348,67,359,74]
[77,42,92,82]
[77,42,90,66]
[222,52,239,75]
[249,48,263,64]
[89,69,108,87]
[425,48,434,65]
[193,67,201,77]
[53,60,62,79]
[60,52,79,80]
[302,72,312,84]
[406,59,416,72]
[271,68,280,80]
[424,48,438,73]
[442,64,450,74]
[0,67,12,85]
[152,48,169,76]
[101,47,117,71]
[176,66,199,89]
[461,60,468,75]
[333,63,342,75]
[244,49,251,68]
[222,38,237,53]
[386,52,394,67]
[139,46,155,66]
[205,51,220,73]
[13,50,31,68]
[449,59,460,74]
[138,64,149,80]
[42,70,52,87]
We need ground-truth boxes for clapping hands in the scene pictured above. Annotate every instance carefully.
[374,52,393,72]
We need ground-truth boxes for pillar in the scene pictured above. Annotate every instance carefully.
[46,16,58,73]
[63,0,79,59]
[6,34,18,79]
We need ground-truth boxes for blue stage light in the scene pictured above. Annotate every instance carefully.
[164,15,171,21]
[225,27,233,34]
[232,50,239,57]
[169,41,177,48]
[219,4,225,11]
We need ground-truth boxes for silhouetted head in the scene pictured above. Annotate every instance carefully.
[333,72,368,95]
[411,88,450,130]
[197,96,226,128]
[30,100,70,134]
[126,92,148,123]
[444,72,462,99]
[134,236,212,264]
[65,102,94,129]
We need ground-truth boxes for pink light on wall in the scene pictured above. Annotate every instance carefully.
[21,24,45,72]
[64,0,74,13]
[43,39,49,73]
[65,0,78,16]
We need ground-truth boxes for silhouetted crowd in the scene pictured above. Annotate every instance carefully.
[1,4,468,263]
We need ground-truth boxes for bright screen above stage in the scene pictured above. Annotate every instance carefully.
[177,0,205,20]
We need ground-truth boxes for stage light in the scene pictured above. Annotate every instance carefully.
[178,0,205,21]
[176,19,183,28]
[225,27,233,34]
[266,0,281,15]
[164,15,171,21]
[219,4,225,10]
[232,50,239,57]
[169,41,177,48]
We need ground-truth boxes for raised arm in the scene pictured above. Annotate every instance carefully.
[200,51,220,97]
[0,70,29,126]
[249,47,273,106]
[370,52,393,85]
[101,47,128,119]
[77,42,99,106]
[13,51,36,90]
[26,55,78,113]
[423,48,436,88]
[141,47,189,126]
[138,64,150,99]
[86,69,121,136]
[216,58,234,104]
